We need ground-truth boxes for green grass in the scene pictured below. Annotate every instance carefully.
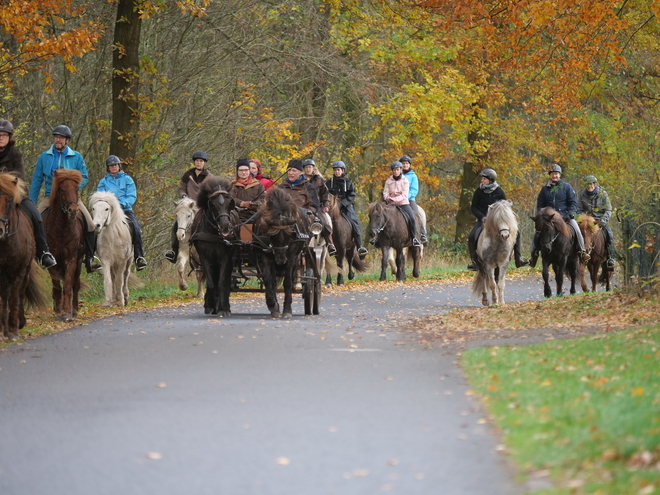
[462,326,660,494]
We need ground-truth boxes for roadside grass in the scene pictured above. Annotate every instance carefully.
[462,325,660,495]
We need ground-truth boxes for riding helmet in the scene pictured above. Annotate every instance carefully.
[106,155,121,168]
[332,160,346,170]
[399,155,412,164]
[302,159,316,167]
[481,168,497,181]
[583,175,598,184]
[391,161,403,169]
[0,120,14,135]
[52,125,72,138]
[192,150,209,162]
[548,163,562,174]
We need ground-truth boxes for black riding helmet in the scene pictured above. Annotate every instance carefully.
[192,150,209,162]
[0,120,14,135]
[52,125,72,138]
[332,160,346,170]
[399,155,412,164]
[106,155,121,169]
[481,168,497,182]
[391,160,403,170]
[548,164,562,175]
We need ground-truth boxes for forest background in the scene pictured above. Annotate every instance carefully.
[1,0,659,274]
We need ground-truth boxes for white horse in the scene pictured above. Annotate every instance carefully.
[89,191,134,307]
[471,200,518,306]
[173,198,204,297]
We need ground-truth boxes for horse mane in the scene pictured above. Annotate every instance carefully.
[577,213,600,234]
[261,188,299,227]
[484,200,518,237]
[540,207,570,237]
[0,172,27,203]
[175,197,197,214]
[368,201,385,216]
[89,191,127,226]
[197,177,233,210]
[50,169,83,207]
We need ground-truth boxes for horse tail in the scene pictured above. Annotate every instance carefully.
[25,261,49,311]
[351,253,367,272]
[471,270,485,298]
[128,273,145,289]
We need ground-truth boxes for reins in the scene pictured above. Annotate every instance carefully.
[0,191,19,238]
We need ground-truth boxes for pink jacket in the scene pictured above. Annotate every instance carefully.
[383,176,410,206]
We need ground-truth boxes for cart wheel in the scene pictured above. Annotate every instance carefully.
[303,268,313,315]
[312,276,321,315]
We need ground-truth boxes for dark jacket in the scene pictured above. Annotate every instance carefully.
[230,178,265,219]
[325,173,356,210]
[178,168,212,200]
[0,144,24,179]
[536,179,578,218]
[471,186,506,221]
[306,174,330,208]
[279,179,320,213]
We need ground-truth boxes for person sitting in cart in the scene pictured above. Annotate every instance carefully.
[230,158,265,220]
[278,159,321,218]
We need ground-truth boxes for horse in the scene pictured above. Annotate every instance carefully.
[253,188,311,318]
[324,194,366,286]
[531,206,580,298]
[367,201,423,282]
[190,177,238,316]
[577,214,612,292]
[0,173,48,341]
[172,197,204,297]
[471,200,518,306]
[89,191,134,307]
[43,169,85,321]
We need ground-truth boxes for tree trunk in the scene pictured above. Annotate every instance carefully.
[110,0,142,173]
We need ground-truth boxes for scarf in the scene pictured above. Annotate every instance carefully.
[0,144,10,161]
[237,176,253,186]
[586,188,597,197]
[481,181,499,194]
[286,175,305,187]
[392,173,403,181]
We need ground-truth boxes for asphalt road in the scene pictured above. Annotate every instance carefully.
[0,276,544,495]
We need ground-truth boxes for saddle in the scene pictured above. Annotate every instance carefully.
[395,205,415,233]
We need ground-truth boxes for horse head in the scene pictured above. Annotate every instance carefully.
[256,188,308,265]
[0,192,12,240]
[486,200,516,241]
[51,170,82,221]
[0,174,26,240]
[174,197,198,241]
[532,207,569,255]
[367,201,387,243]
[208,190,235,237]
[577,213,599,255]
[90,192,124,235]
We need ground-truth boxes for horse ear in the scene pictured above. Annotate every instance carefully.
[172,201,178,207]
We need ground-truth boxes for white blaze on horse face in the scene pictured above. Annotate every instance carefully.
[92,201,111,234]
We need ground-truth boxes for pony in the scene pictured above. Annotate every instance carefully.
[0,173,48,340]
[43,169,85,321]
[577,214,612,292]
[89,191,134,307]
[531,206,580,298]
[368,201,423,282]
[324,194,366,286]
[172,197,204,297]
[471,200,518,306]
[253,188,311,318]
[190,177,238,316]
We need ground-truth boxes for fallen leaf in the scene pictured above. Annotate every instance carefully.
[275,457,290,466]
[145,452,163,460]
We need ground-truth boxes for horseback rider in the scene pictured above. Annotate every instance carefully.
[399,155,428,243]
[530,164,591,267]
[165,150,213,263]
[382,161,422,248]
[96,155,148,271]
[303,158,336,256]
[0,119,57,268]
[230,158,265,220]
[325,160,368,259]
[577,175,616,268]
[29,125,101,273]
[467,168,530,271]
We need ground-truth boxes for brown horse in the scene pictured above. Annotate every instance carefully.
[0,173,48,340]
[368,202,422,282]
[325,194,366,286]
[577,214,612,292]
[43,169,85,321]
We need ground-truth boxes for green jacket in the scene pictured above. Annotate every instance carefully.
[577,186,612,225]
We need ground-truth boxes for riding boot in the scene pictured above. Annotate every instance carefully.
[354,233,368,259]
[165,221,179,263]
[529,233,539,268]
[514,232,530,268]
[606,241,616,268]
[34,223,57,268]
[325,233,337,256]
[467,239,478,271]
[83,230,102,273]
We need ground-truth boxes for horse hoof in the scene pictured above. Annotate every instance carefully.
[57,315,72,322]
[179,284,187,291]
[348,273,355,280]
[219,311,231,317]
[481,299,489,307]
[270,311,281,318]
[204,307,212,315]
[325,283,332,289]
[282,312,293,319]
[102,302,113,308]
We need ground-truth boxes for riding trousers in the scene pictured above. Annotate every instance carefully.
[396,203,419,240]
[123,210,145,260]
[340,204,363,242]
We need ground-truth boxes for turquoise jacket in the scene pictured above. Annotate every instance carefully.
[97,171,137,211]
[403,169,419,201]
[30,145,88,203]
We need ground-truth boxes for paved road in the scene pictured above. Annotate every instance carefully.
[0,277,543,495]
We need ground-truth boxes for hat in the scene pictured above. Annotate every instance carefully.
[236,158,250,169]
[288,159,304,171]
[584,175,598,184]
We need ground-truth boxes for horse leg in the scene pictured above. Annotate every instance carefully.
[102,264,115,307]
[567,259,578,295]
[261,261,281,318]
[217,254,232,317]
[51,271,63,315]
[72,263,82,318]
[177,246,188,291]
[347,248,356,280]
[589,263,599,292]
[122,259,132,306]
[387,247,397,276]
[542,260,552,298]
[396,248,406,282]
[281,261,296,318]
[196,270,205,298]
[380,247,389,281]
[7,285,22,340]
[412,247,421,278]
[603,262,611,291]
[336,253,345,286]
[578,263,589,292]
[0,292,8,341]
[325,272,333,288]
[553,261,566,297]
[59,265,74,321]
[497,265,507,305]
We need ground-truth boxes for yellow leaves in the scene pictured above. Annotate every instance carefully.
[631,387,645,396]
[540,379,552,387]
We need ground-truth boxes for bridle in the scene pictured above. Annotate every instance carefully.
[0,191,18,238]
[55,178,79,215]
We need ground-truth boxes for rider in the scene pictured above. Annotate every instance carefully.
[382,161,422,248]
[577,175,616,268]
[165,150,213,263]
[400,155,428,243]
[325,160,368,259]
[29,125,100,273]
[0,119,57,268]
[530,164,591,267]
[466,168,529,271]
[303,158,336,256]
[249,158,275,190]
[230,158,265,220]
[96,155,148,271]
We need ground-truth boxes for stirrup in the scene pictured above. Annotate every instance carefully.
[357,246,368,259]
[515,256,530,268]
[40,252,57,269]
[607,258,616,268]
[412,238,422,247]
[164,250,177,263]
[467,261,478,271]
[529,252,538,268]
[135,257,148,271]
[327,244,337,256]
[580,251,591,263]
[420,234,428,244]
[85,256,102,273]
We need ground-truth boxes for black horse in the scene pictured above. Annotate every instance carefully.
[252,188,311,318]
[191,178,238,316]
[532,206,580,297]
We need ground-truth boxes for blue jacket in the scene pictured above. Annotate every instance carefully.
[30,145,88,203]
[536,179,578,218]
[403,169,419,201]
[97,171,137,211]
